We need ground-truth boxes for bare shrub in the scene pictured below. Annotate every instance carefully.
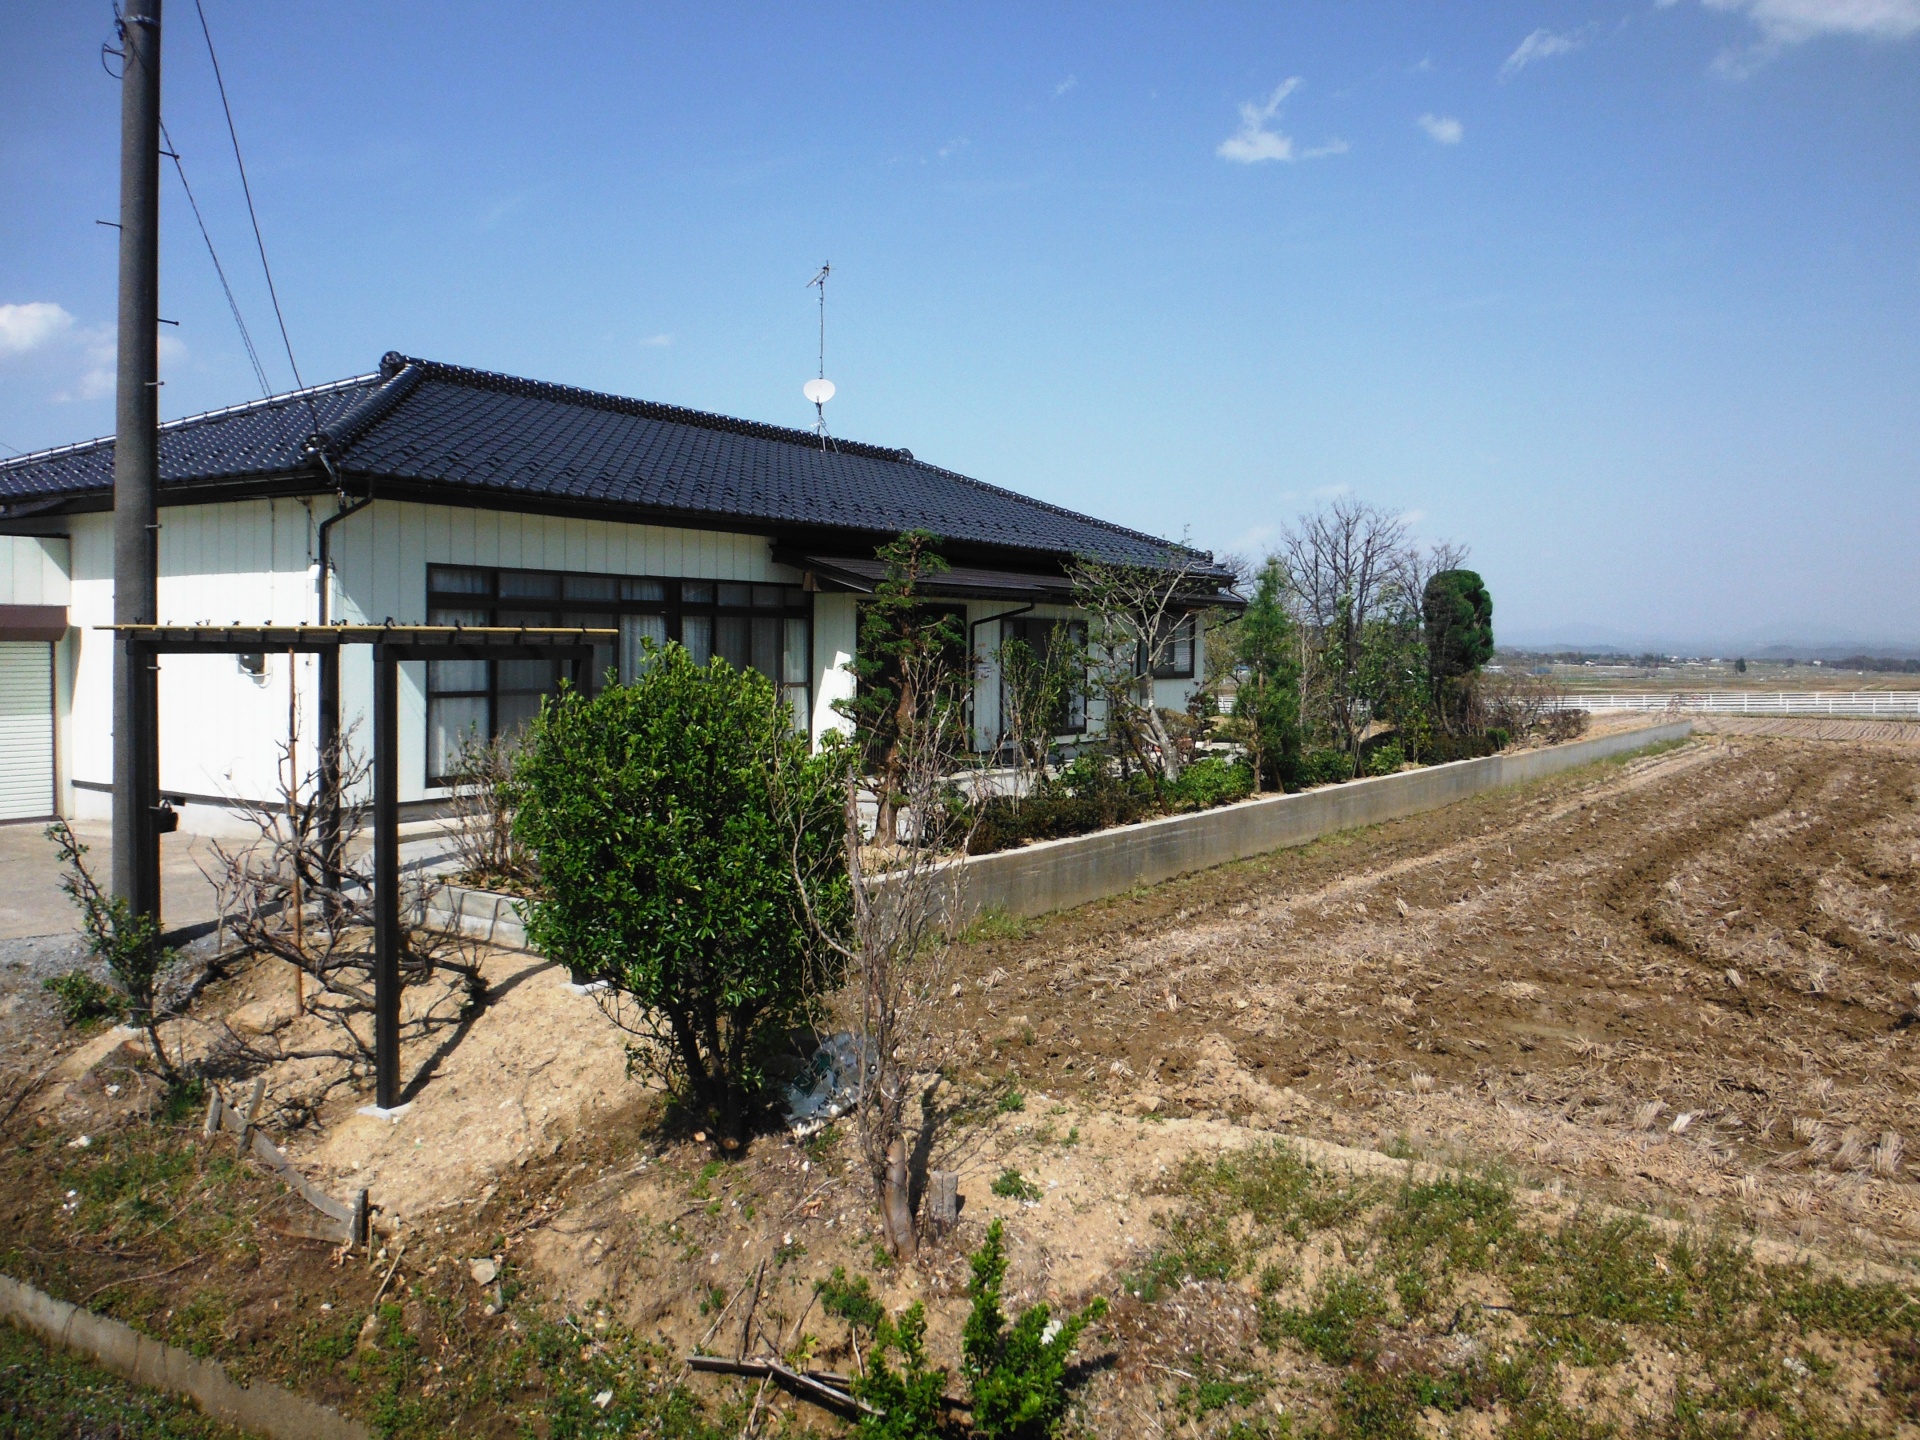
[1069,547,1225,785]
[784,644,975,1260]
[206,723,486,1096]
[446,732,534,891]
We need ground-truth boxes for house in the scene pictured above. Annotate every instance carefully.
[0,352,1236,830]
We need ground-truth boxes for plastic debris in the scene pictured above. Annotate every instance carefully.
[783,1032,876,1135]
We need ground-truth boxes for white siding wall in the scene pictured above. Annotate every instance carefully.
[60,496,1205,829]
[810,592,857,747]
[0,536,71,605]
[66,502,321,826]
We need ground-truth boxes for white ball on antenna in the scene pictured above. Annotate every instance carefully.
[803,378,836,405]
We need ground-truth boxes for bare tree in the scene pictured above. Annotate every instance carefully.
[993,623,1079,798]
[780,645,974,1260]
[205,722,486,1093]
[1068,547,1223,785]
[1279,500,1413,764]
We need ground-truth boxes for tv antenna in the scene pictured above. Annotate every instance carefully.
[803,262,835,448]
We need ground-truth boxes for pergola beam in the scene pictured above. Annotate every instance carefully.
[104,623,611,1112]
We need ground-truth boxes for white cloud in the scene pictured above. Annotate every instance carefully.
[1699,0,1920,44]
[1501,24,1598,76]
[1417,113,1464,144]
[1055,73,1077,95]
[0,302,76,356]
[638,333,672,348]
[1218,78,1301,162]
[1216,79,1346,164]
[1680,0,1920,73]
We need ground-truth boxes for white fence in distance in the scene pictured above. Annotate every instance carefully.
[1556,691,1920,718]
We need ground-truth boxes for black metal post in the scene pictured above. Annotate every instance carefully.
[111,0,163,918]
[317,645,342,899]
[373,643,400,1110]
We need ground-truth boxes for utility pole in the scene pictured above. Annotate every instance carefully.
[111,0,162,917]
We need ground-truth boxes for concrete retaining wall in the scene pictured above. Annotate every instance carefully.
[422,882,529,951]
[426,720,1691,946]
[951,720,1693,922]
[0,1272,369,1440]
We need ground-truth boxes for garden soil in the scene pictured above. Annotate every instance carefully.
[7,727,1920,1435]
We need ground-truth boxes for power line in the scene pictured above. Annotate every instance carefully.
[159,118,273,399]
[191,0,305,396]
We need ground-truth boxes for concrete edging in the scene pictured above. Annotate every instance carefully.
[0,1272,369,1440]
[949,719,1694,922]
[424,720,1693,946]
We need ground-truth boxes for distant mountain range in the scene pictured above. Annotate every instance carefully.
[1498,628,1920,661]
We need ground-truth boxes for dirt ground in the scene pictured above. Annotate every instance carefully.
[934,731,1920,1253]
[8,725,1920,1437]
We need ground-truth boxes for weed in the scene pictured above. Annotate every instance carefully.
[962,908,1034,945]
[817,1267,884,1334]
[1176,1368,1270,1418]
[991,1168,1042,1202]
[0,1319,241,1438]
[804,1123,841,1164]
[1262,1274,1390,1366]
[999,1088,1027,1114]
[41,970,125,1028]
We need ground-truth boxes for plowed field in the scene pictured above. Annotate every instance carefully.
[944,732,1920,1250]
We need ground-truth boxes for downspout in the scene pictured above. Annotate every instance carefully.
[312,452,370,627]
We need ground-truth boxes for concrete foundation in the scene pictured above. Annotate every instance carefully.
[951,720,1693,923]
[423,721,1692,947]
[0,1272,369,1440]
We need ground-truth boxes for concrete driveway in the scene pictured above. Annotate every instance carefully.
[0,817,464,943]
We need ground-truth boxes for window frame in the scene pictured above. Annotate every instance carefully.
[1147,612,1197,681]
[423,564,812,785]
[999,615,1088,736]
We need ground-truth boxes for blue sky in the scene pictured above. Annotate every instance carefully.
[3,1,1917,649]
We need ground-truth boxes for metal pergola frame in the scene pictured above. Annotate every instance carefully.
[110,623,614,1110]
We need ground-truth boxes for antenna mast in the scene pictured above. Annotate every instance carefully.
[803,262,835,448]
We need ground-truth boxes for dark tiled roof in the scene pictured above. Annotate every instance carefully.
[0,353,1221,573]
[0,376,378,499]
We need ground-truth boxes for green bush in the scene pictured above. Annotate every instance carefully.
[1362,741,1407,777]
[1296,749,1353,788]
[513,644,846,1140]
[46,821,180,1074]
[1164,756,1253,812]
[963,1220,1108,1439]
[968,757,1156,855]
[42,970,126,1027]
[853,1302,950,1439]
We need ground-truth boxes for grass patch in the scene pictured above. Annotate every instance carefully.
[1136,1145,1920,1437]
[990,1168,1042,1202]
[0,1319,252,1438]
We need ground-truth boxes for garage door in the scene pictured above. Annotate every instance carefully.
[0,641,54,821]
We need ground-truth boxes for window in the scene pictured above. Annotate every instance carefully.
[1000,617,1087,734]
[1148,613,1197,680]
[423,565,812,783]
